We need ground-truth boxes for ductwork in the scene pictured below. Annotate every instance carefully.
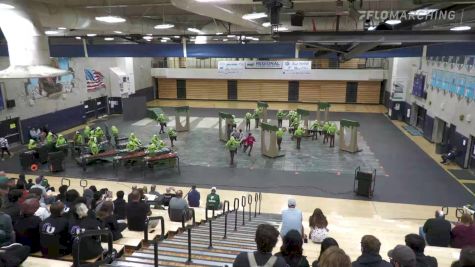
[170,0,268,34]
[0,0,68,78]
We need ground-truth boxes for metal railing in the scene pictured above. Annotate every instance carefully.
[222,200,230,239]
[247,194,252,221]
[73,229,114,267]
[181,208,196,228]
[145,216,165,242]
[61,177,71,186]
[241,196,246,226]
[233,198,239,231]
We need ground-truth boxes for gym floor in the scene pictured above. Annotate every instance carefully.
[0,101,473,207]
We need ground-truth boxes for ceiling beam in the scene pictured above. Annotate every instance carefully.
[277,30,475,43]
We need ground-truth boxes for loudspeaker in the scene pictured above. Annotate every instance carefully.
[6,100,15,108]
[355,171,373,197]
[291,11,304,26]
[19,151,38,170]
[48,151,65,172]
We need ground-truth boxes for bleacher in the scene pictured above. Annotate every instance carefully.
[12,175,464,267]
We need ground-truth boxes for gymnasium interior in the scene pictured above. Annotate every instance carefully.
[0,0,474,266]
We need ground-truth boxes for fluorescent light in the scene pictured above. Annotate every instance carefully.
[450,25,471,31]
[45,30,59,35]
[160,39,167,43]
[143,36,153,40]
[223,39,228,42]
[58,27,67,30]
[75,36,82,40]
[187,28,204,34]
[213,38,219,41]
[0,3,14,9]
[276,26,289,32]
[104,37,114,41]
[146,33,153,36]
[95,15,126,23]
[262,22,271,27]
[114,31,123,34]
[408,9,438,16]
[216,32,223,35]
[162,37,171,40]
[368,26,376,31]
[174,35,180,38]
[154,24,175,29]
[227,34,236,38]
[251,37,259,41]
[385,19,401,25]
[245,36,253,40]
[87,33,97,37]
[194,36,207,44]
[242,12,267,20]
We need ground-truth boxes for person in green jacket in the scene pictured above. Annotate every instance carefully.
[327,123,338,148]
[277,110,286,128]
[253,108,262,129]
[55,134,67,149]
[276,128,285,150]
[167,128,177,147]
[27,139,37,150]
[294,127,304,149]
[225,136,240,165]
[83,125,91,138]
[311,121,320,140]
[146,142,158,155]
[46,132,55,145]
[245,112,253,131]
[73,131,84,146]
[94,127,104,142]
[89,140,99,155]
[322,122,330,144]
[128,133,142,147]
[157,113,167,134]
[126,138,139,152]
[206,187,222,210]
[111,126,119,139]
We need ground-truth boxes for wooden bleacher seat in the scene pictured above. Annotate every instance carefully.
[21,257,72,267]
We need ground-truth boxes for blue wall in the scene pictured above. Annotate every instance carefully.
[187,43,295,58]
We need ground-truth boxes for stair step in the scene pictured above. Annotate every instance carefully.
[171,235,256,248]
[132,251,233,266]
[142,246,238,259]
[191,227,256,237]
[153,240,254,253]
[188,232,256,242]
[114,255,222,267]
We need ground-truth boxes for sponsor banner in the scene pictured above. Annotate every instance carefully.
[218,60,312,74]
[245,61,283,69]
[282,61,312,74]
[218,61,245,74]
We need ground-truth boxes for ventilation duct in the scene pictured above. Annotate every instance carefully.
[0,0,68,78]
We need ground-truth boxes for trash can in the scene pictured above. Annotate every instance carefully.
[356,171,373,197]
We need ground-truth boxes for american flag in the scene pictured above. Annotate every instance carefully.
[85,68,105,91]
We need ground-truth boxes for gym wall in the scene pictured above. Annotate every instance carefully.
[156,79,381,104]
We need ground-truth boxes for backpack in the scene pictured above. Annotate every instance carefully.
[247,253,278,267]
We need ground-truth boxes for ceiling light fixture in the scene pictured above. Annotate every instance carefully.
[262,22,271,27]
[0,3,14,9]
[242,12,267,20]
[223,38,228,42]
[45,30,59,35]
[143,36,153,41]
[174,35,180,38]
[154,24,175,29]
[162,37,171,40]
[104,37,114,41]
[161,39,167,43]
[87,33,97,37]
[450,25,471,31]
[146,33,153,36]
[227,34,236,38]
[75,36,82,40]
[216,32,223,35]
[194,36,207,44]
[276,26,289,32]
[187,28,204,34]
[95,15,126,23]
[58,27,67,30]
[385,19,401,25]
[114,31,123,34]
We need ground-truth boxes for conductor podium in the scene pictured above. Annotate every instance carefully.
[354,167,376,198]
[317,102,331,122]
[260,123,284,158]
[175,106,190,132]
[218,112,234,142]
[339,119,361,153]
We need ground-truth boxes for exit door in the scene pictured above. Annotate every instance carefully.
[470,136,475,171]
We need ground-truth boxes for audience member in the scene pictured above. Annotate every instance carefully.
[388,245,416,267]
[169,190,193,222]
[233,224,287,267]
[1,189,22,224]
[451,214,475,249]
[187,185,200,208]
[16,174,27,189]
[309,208,328,243]
[14,198,41,253]
[69,202,103,261]
[96,200,126,241]
[39,201,71,258]
[319,246,352,267]
[281,198,304,238]
[88,185,98,193]
[28,188,51,220]
[64,189,80,212]
[56,185,69,202]
[404,234,438,267]
[420,210,451,247]
[126,190,151,231]
[31,176,47,196]
[275,229,310,267]
[162,187,176,207]
[452,246,475,267]
[0,209,13,246]
[113,191,127,220]
[147,185,164,209]
[352,235,391,267]
[25,179,34,190]
[149,185,160,197]
[312,237,339,267]
[206,187,222,210]
[83,188,94,208]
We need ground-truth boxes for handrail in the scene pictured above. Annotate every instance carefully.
[79,178,88,189]
[61,177,71,186]
[223,210,228,239]
[456,208,465,221]
[442,206,449,216]
[258,192,262,215]
[208,215,213,249]
[223,200,230,214]
[233,198,239,231]
[186,226,192,264]
[241,196,246,226]
[247,194,252,221]
[254,193,258,218]
[154,237,159,267]
[73,229,113,267]
[144,216,165,242]
[182,208,196,228]
[205,206,216,221]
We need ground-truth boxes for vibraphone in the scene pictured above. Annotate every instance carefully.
[76,147,143,171]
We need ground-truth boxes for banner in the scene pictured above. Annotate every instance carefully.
[245,61,283,69]
[218,61,245,74]
[282,61,312,74]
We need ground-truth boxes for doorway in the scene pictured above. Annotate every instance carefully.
[469,136,475,172]
[415,106,426,130]
[346,82,358,103]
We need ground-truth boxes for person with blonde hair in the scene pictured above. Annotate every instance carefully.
[68,203,103,260]
[451,213,475,249]
[319,246,351,267]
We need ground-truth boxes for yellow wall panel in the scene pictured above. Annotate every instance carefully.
[158,79,176,99]
[357,81,381,104]
[299,81,321,102]
[299,81,346,103]
[186,79,227,100]
[238,80,288,101]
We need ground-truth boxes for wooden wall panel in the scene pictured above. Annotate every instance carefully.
[186,79,227,100]
[157,79,176,99]
[299,81,321,102]
[357,81,381,104]
[299,81,346,103]
[237,80,288,101]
